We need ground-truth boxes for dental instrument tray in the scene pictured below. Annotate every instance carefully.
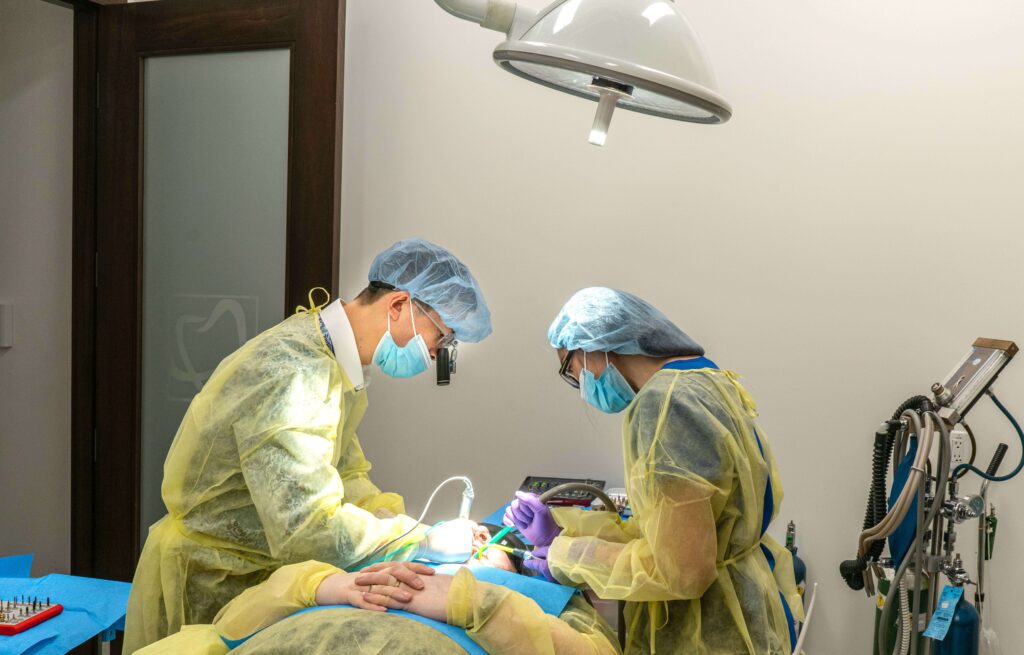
[0,597,63,635]
[519,476,606,507]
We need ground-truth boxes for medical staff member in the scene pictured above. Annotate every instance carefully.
[124,239,493,653]
[505,287,803,654]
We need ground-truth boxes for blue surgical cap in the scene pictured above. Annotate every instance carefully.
[548,287,703,357]
[369,239,492,343]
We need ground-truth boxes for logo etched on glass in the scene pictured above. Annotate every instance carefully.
[168,295,259,401]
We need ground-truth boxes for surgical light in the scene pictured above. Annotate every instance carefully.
[434,0,731,146]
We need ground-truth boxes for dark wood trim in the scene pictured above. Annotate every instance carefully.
[94,1,142,582]
[39,0,104,11]
[289,0,345,304]
[132,1,294,55]
[71,1,98,579]
[332,3,345,293]
[88,0,345,585]
[116,0,346,309]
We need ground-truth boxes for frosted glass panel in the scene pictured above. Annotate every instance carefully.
[141,50,290,539]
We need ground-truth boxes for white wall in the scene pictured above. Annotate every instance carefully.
[0,0,73,576]
[340,1,1024,652]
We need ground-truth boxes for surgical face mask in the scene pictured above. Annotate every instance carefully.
[580,352,636,414]
[373,306,431,378]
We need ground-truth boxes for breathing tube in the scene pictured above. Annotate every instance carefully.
[876,411,950,655]
[840,396,932,591]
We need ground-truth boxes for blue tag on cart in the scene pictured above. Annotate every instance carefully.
[923,586,963,641]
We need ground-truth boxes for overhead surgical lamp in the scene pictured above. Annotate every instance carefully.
[434,0,731,146]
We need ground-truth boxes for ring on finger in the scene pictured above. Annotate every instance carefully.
[391,576,401,588]
[368,585,375,595]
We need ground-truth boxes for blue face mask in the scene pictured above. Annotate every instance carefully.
[580,352,636,414]
[373,308,431,378]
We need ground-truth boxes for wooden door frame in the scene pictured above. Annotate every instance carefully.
[70,0,99,579]
[71,0,345,583]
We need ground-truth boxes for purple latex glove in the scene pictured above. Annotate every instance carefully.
[502,491,562,547]
[523,545,555,582]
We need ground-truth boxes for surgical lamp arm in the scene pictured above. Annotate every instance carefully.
[433,0,537,37]
[435,0,492,22]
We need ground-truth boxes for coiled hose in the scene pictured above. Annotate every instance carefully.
[986,443,1009,478]
[898,575,912,655]
[871,397,932,561]
[867,424,898,562]
[840,396,932,590]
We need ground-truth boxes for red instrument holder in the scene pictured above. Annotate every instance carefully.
[0,604,64,636]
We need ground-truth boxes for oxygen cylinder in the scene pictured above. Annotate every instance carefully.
[934,597,980,655]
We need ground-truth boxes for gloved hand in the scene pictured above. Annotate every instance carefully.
[417,519,477,563]
[503,491,561,547]
[523,545,556,583]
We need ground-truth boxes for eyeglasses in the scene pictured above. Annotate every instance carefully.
[413,299,457,349]
[559,350,580,389]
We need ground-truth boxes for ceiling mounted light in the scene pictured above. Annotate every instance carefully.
[434,0,731,146]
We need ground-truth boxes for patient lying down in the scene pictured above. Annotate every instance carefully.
[135,540,619,655]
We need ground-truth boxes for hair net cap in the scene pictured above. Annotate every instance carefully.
[369,239,492,343]
[548,287,704,357]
